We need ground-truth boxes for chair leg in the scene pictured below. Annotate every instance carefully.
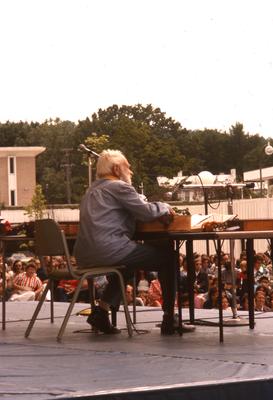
[115,270,133,337]
[111,308,117,327]
[50,280,54,323]
[25,281,51,338]
[132,272,137,324]
[56,278,84,342]
[88,277,96,310]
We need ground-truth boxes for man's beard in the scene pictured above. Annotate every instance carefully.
[119,171,132,185]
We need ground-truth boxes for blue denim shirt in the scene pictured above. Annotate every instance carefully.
[74,178,170,267]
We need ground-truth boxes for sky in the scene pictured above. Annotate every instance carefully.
[1,0,273,138]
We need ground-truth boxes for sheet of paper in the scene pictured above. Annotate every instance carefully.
[191,213,237,228]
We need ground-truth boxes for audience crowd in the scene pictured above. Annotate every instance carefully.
[1,248,273,314]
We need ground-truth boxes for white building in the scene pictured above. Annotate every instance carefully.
[157,170,237,202]
[0,147,45,207]
[244,166,273,196]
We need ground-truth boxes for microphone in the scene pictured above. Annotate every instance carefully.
[78,144,100,158]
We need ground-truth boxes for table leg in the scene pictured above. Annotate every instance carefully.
[186,240,195,324]
[229,239,238,319]
[217,239,224,343]
[175,239,183,336]
[246,238,255,329]
[1,240,6,330]
[1,285,5,330]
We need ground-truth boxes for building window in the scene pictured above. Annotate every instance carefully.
[9,157,15,174]
[10,190,15,206]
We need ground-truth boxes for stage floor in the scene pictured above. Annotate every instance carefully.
[1,302,273,399]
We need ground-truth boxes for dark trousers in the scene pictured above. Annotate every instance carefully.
[102,241,176,315]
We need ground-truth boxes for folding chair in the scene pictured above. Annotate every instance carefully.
[24,219,133,341]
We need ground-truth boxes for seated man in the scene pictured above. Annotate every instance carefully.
[74,149,194,335]
[9,261,43,301]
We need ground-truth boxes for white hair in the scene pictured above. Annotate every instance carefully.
[96,149,127,179]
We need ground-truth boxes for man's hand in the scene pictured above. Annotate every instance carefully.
[168,207,176,216]
[158,208,176,225]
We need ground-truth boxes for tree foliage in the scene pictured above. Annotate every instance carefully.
[24,184,47,220]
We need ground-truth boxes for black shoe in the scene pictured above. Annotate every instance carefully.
[161,314,176,335]
[160,314,196,335]
[173,313,196,333]
[87,306,121,334]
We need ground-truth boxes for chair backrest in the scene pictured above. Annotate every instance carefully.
[34,219,77,278]
[35,219,66,256]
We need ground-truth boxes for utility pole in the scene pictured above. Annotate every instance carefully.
[61,148,73,204]
[259,141,273,197]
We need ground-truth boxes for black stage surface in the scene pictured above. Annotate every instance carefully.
[1,303,273,400]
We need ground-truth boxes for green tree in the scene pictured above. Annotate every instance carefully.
[24,184,47,220]
[24,119,82,203]
[80,104,186,198]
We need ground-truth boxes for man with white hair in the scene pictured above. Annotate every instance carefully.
[74,149,190,335]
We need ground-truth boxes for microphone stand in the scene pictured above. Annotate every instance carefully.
[88,154,92,188]
[78,144,100,188]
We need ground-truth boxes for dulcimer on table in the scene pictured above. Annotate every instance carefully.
[231,219,273,231]
[136,215,192,233]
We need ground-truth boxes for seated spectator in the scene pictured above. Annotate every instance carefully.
[44,256,66,275]
[203,287,219,309]
[34,257,48,282]
[255,284,270,298]
[147,278,162,307]
[11,259,25,276]
[222,261,234,286]
[10,259,25,281]
[257,275,271,292]
[55,278,89,302]
[254,254,270,285]
[179,254,208,309]
[236,250,247,268]
[254,290,271,312]
[9,261,43,301]
[194,254,209,294]
[0,261,13,300]
[201,254,211,273]
[136,270,150,292]
[4,259,26,300]
[221,294,231,311]
[179,256,188,295]
[240,293,249,311]
[193,255,208,308]
[137,282,149,306]
[125,284,144,306]
[179,253,185,272]
[269,291,273,310]
[238,260,248,302]
[208,275,218,290]
[208,254,218,275]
